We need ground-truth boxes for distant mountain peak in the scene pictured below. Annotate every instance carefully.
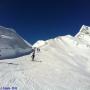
[75,25,90,38]
[79,25,89,32]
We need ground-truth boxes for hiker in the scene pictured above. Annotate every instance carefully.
[37,48,40,52]
[31,48,35,61]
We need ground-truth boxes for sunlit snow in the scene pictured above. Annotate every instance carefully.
[0,25,90,90]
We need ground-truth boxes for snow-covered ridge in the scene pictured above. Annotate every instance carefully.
[75,25,90,45]
[75,25,90,37]
[0,26,32,59]
[33,25,90,48]
[75,25,90,39]
[0,26,16,33]
[32,40,46,48]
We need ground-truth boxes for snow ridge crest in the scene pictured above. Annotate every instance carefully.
[75,25,90,38]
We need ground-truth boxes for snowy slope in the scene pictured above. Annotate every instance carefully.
[32,40,46,48]
[0,26,32,59]
[0,25,90,90]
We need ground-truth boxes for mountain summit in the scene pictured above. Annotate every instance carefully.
[75,25,90,46]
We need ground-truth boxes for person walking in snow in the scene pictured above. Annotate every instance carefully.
[37,48,40,52]
[31,48,35,61]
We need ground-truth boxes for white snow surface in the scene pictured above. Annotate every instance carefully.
[32,40,46,48]
[0,25,90,90]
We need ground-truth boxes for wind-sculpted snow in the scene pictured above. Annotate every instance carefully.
[0,26,32,59]
[0,25,90,90]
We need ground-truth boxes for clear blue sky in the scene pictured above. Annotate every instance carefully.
[0,0,90,44]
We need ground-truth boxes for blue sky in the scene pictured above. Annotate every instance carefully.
[0,0,90,44]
